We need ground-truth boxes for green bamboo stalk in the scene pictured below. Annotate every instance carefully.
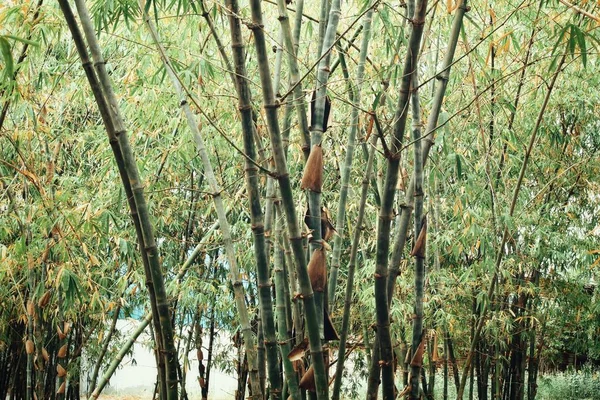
[91,314,153,399]
[57,1,170,397]
[387,0,468,303]
[456,49,567,400]
[292,0,304,56]
[317,0,330,54]
[369,1,428,397]
[225,7,283,395]
[139,5,264,398]
[327,3,373,308]
[244,0,328,396]
[277,202,304,345]
[275,0,310,159]
[306,0,342,343]
[88,303,121,395]
[331,106,376,400]
[74,0,179,395]
[274,212,301,400]
[408,36,425,400]
[368,4,467,396]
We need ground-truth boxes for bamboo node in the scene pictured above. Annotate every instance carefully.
[264,102,280,110]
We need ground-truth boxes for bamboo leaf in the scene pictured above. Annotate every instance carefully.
[0,36,14,80]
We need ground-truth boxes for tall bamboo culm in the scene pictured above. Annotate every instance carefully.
[222,3,284,395]
[138,5,264,399]
[368,1,428,398]
[58,1,178,398]
[243,0,329,396]
[408,18,426,399]
[387,0,468,304]
[327,3,374,309]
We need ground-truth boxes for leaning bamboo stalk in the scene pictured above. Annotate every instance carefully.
[74,0,178,395]
[327,3,373,308]
[91,314,153,399]
[139,5,263,398]
[57,1,171,397]
[88,303,121,395]
[369,1,428,397]
[456,49,568,400]
[243,0,328,396]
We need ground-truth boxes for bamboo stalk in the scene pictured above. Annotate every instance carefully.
[275,0,310,159]
[387,0,468,303]
[306,0,343,347]
[331,114,377,400]
[88,303,121,395]
[139,5,263,398]
[274,212,302,400]
[57,1,171,396]
[224,4,283,394]
[328,3,374,309]
[369,0,428,397]
[408,23,425,400]
[243,0,329,395]
[73,1,179,396]
[91,314,153,398]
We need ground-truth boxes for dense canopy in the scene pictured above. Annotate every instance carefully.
[0,0,599,399]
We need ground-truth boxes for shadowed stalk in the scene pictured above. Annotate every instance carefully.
[243,0,328,396]
[328,3,374,309]
[368,0,428,398]
[58,0,176,397]
[408,36,425,400]
[387,0,468,302]
[139,4,264,398]
[274,211,302,400]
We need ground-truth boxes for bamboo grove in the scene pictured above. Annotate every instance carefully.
[1,0,599,399]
